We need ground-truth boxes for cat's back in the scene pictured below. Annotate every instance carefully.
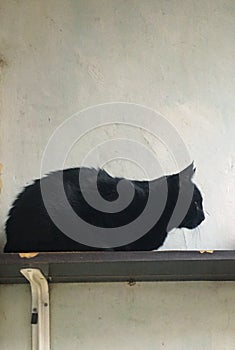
[6,167,121,221]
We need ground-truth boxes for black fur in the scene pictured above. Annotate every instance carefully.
[4,163,205,252]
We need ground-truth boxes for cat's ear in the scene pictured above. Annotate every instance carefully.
[179,162,195,181]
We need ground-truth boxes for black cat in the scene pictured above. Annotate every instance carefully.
[4,163,204,252]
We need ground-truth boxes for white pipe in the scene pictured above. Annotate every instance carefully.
[21,268,50,350]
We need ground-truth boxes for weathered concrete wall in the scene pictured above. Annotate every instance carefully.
[1,282,235,350]
[0,0,235,250]
[0,1,235,349]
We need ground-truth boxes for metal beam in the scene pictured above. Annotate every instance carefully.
[0,251,235,283]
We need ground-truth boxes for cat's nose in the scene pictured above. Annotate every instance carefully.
[200,210,205,222]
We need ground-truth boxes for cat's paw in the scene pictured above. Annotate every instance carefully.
[19,252,39,258]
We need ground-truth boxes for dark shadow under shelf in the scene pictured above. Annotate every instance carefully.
[1,251,235,284]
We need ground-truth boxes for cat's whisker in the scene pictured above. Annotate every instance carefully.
[194,227,198,246]
[182,230,189,249]
[195,227,201,248]
[198,227,202,248]
[205,210,210,216]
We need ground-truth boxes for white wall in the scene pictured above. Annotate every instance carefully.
[0,1,235,349]
[1,282,235,350]
[0,0,235,250]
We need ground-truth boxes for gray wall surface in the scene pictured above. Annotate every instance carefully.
[0,0,235,250]
[0,1,235,349]
[1,282,235,350]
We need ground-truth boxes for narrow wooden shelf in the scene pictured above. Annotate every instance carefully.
[0,251,235,284]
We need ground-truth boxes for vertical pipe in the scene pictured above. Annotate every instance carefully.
[21,268,50,350]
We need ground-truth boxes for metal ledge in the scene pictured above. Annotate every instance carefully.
[1,251,235,284]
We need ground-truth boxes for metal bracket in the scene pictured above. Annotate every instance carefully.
[20,268,50,350]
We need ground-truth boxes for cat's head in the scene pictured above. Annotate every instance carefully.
[171,163,205,230]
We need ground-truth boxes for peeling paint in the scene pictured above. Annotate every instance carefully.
[0,163,2,193]
[0,55,7,85]
[0,55,7,70]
